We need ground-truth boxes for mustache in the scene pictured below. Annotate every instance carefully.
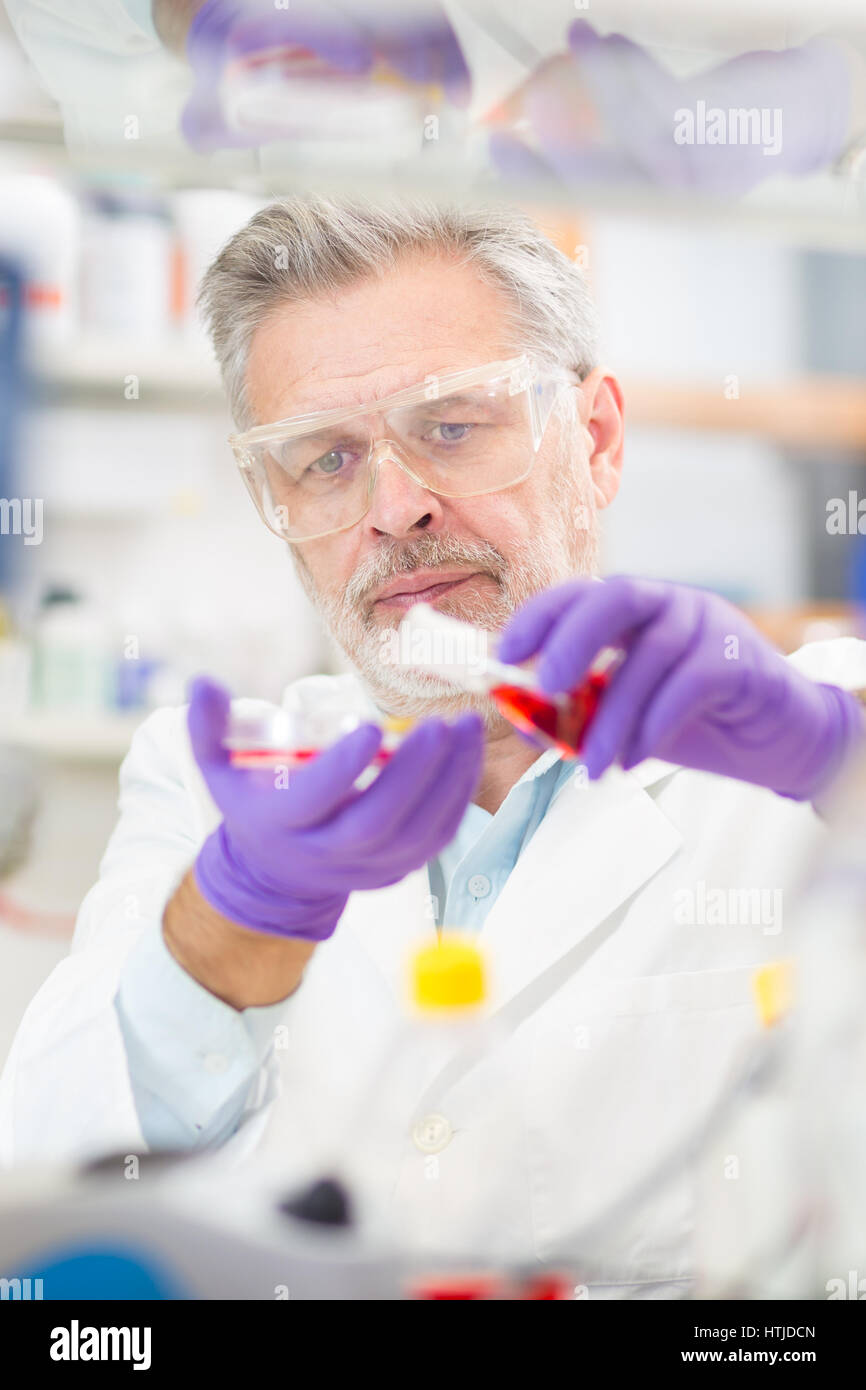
[344,534,508,609]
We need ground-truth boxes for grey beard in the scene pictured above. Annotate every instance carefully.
[335,534,559,719]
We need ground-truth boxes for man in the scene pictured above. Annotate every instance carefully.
[2,196,864,1296]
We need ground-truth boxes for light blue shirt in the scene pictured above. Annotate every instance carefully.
[115,748,576,1151]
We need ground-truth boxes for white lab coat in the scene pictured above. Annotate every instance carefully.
[2,637,865,1295]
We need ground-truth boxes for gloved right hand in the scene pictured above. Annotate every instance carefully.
[188,676,484,940]
[490,21,850,196]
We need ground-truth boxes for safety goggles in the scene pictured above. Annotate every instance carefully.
[229,354,581,543]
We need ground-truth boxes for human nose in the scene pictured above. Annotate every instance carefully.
[362,440,446,539]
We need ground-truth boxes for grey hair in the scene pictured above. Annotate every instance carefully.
[198,194,600,431]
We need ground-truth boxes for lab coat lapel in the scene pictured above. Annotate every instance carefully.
[477,761,684,1006]
[340,867,436,1005]
[343,759,683,1010]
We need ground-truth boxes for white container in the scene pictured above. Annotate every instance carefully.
[169,190,264,349]
[0,635,32,717]
[79,192,172,343]
[0,173,79,349]
[31,589,111,713]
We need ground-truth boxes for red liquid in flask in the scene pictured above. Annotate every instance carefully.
[229,746,395,769]
[492,670,609,757]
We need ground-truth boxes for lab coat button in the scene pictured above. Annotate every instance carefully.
[412,1113,452,1154]
[467,873,491,899]
[202,1052,229,1075]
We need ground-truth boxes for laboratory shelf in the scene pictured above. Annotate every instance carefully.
[30,339,223,407]
[25,343,866,450]
[1,130,865,256]
[621,375,866,451]
[0,709,147,762]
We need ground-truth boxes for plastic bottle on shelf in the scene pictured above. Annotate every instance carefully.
[30,586,111,713]
[79,189,172,344]
[108,602,166,712]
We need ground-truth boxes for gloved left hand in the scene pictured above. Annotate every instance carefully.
[497,574,864,801]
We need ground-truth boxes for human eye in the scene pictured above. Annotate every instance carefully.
[308,447,352,476]
[296,440,365,484]
[426,420,474,446]
[414,387,510,448]
[419,399,489,448]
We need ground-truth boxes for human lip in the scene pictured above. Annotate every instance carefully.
[373,569,481,611]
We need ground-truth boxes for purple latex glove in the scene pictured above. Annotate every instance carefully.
[492,22,851,195]
[183,0,470,153]
[497,576,864,801]
[188,676,483,939]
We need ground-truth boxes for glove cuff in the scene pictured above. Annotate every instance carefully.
[778,683,866,803]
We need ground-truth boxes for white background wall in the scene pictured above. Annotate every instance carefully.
[589,214,808,601]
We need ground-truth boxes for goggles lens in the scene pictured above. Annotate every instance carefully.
[232,358,570,542]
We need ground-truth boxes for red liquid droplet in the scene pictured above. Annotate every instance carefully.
[492,670,609,756]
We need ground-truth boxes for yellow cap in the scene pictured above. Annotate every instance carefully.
[752,960,795,1028]
[382,714,415,734]
[411,935,486,1011]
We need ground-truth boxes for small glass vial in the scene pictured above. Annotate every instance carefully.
[222,696,413,770]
